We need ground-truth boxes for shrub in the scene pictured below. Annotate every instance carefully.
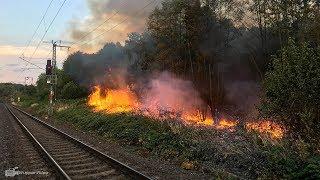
[261,39,320,144]
[61,81,87,99]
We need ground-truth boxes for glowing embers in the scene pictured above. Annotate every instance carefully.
[246,120,284,139]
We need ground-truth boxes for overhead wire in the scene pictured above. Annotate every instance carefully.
[17,0,68,82]
[28,0,68,61]
[60,0,158,63]
[46,0,131,68]
[68,0,128,47]
[77,0,158,48]
[20,0,55,57]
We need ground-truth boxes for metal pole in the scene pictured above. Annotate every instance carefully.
[49,41,57,114]
[46,40,70,114]
[52,42,57,101]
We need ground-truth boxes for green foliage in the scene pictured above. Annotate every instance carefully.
[19,98,320,179]
[36,69,87,100]
[55,107,182,150]
[261,39,320,142]
[0,83,31,102]
[61,81,87,99]
[291,156,320,180]
[264,144,320,179]
[252,0,320,45]
[35,73,49,100]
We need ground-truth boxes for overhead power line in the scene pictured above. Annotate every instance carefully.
[19,57,45,70]
[77,0,157,48]
[28,0,68,61]
[69,0,128,46]
[20,0,55,57]
[17,0,68,83]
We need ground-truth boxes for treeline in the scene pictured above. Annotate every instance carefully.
[0,83,38,102]
[47,0,320,143]
[35,69,87,100]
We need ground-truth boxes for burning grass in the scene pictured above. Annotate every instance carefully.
[88,86,139,113]
[88,85,284,139]
[88,86,242,129]
[246,121,284,139]
[18,97,320,179]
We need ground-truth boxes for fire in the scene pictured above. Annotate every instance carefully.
[216,119,238,129]
[87,86,238,129]
[183,112,238,129]
[181,110,214,126]
[87,86,283,138]
[88,86,139,113]
[246,121,284,139]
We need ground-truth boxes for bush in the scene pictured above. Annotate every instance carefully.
[61,81,87,99]
[292,156,320,180]
[261,39,320,143]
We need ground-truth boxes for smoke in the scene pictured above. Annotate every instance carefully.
[88,70,214,124]
[141,71,205,115]
[67,0,162,52]
[225,81,261,113]
[64,42,129,87]
[65,0,282,118]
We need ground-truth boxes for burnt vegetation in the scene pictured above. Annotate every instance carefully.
[7,0,320,179]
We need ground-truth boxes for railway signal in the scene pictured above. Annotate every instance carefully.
[44,40,70,114]
[46,59,52,76]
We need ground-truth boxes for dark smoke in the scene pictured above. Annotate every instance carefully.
[63,0,281,116]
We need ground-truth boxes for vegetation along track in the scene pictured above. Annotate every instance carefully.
[5,104,151,180]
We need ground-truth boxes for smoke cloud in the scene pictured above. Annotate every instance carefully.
[141,71,205,116]
[68,0,162,52]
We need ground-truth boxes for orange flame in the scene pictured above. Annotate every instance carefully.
[246,121,284,139]
[182,111,215,126]
[87,86,238,129]
[216,119,238,129]
[88,86,284,138]
[88,86,139,113]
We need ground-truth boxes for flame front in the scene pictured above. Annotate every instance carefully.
[216,119,238,129]
[246,121,284,139]
[88,86,284,138]
[87,86,237,129]
[88,86,139,113]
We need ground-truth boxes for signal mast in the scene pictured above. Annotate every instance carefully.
[44,40,70,114]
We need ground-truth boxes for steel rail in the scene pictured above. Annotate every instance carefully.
[9,104,152,180]
[4,104,71,180]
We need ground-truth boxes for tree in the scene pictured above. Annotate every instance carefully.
[0,83,24,102]
[36,69,85,100]
[61,81,87,99]
[36,73,50,100]
[261,39,320,143]
[251,0,320,46]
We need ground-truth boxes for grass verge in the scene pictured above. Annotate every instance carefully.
[17,98,320,179]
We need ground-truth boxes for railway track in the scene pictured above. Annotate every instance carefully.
[5,104,151,180]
